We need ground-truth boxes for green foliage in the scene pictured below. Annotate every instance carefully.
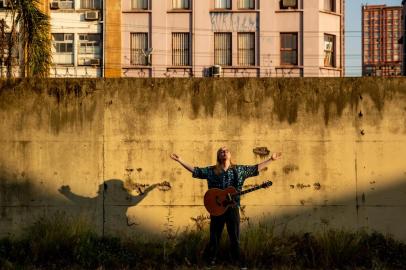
[6,0,52,78]
[0,214,405,269]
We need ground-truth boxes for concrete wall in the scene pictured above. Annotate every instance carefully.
[0,78,405,240]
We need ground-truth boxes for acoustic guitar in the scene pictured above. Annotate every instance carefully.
[203,181,273,216]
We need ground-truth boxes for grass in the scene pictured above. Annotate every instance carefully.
[0,213,405,269]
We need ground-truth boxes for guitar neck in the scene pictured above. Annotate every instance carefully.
[236,185,264,196]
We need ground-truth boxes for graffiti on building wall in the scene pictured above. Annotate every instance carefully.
[210,13,257,32]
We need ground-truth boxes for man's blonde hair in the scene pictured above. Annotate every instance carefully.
[214,147,234,175]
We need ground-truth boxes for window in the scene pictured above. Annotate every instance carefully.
[280,33,297,65]
[238,0,254,9]
[81,0,101,9]
[52,34,74,53]
[132,0,148,9]
[215,0,231,9]
[387,53,393,61]
[130,33,148,65]
[279,0,298,9]
[79,34,101,54]
[172,0,189,9]
[324,0,335,12]
[52,33,74,65]
[238,33,255,66]
[324,34,335,67]
[78,34,101,66]
[0,0,10,8]
[214,33,232,66]
[0,33,19,66]
[172,33,190,66]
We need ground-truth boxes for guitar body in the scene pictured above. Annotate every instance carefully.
[204,186,238,216]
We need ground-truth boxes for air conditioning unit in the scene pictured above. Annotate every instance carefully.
[282,0,297,8]
[50,1,60,9]
[90,58,100,66]
[85,11,99,21]
[211,65,222,77]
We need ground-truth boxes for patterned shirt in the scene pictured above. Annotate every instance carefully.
[192,165,259,205]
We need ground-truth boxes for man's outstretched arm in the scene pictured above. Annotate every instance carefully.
[257,152,282,171]
[170,153,194,173]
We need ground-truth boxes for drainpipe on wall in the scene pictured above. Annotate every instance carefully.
[300,0,304,77]
[342,0,345,77]
[101,0,105,78]
[192,0,195,77]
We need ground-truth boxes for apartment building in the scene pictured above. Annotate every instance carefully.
[402,0,406,76]
[362,5,402,77]
[0,0,21,78]
[49,0,103,77]
[105,0,345,78]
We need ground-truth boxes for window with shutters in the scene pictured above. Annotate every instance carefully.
[130,33,148,65]
[214,33,232,66]
[280,33,298,65]
[172,33,190,66]
[238,33,255,66]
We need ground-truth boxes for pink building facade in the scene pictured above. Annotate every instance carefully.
[118,0,344,78]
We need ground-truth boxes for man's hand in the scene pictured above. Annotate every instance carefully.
[271,152,282,161]
[170,153,181,162]
[170,153,194,173]
[258,151,282,171]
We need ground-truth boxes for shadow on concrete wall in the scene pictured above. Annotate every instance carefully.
[0,166,173,237]
[58,179,158,233]
[254,173,406,241]
[0,168,406,241]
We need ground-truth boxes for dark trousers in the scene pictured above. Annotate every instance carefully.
[207,206,244,264]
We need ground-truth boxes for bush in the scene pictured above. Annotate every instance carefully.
[0,214,405,269]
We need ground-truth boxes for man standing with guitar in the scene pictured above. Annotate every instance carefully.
[170,147,282,269]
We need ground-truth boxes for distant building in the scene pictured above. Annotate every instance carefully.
[48,0,103,78]
[362,5,402,77]
[402,0,406,76]
[105,0,345,78]
[0,0,346,78]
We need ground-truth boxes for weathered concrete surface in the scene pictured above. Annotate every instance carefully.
[0,78,405,240]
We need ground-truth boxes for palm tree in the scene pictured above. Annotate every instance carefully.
[7,0,51,78]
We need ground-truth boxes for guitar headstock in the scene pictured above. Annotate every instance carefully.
[260,181,273,189]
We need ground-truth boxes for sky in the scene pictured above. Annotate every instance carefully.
[345,0,402,76]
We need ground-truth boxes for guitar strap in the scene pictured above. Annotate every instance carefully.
[232,167,238,189]
[232,167,240,209]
